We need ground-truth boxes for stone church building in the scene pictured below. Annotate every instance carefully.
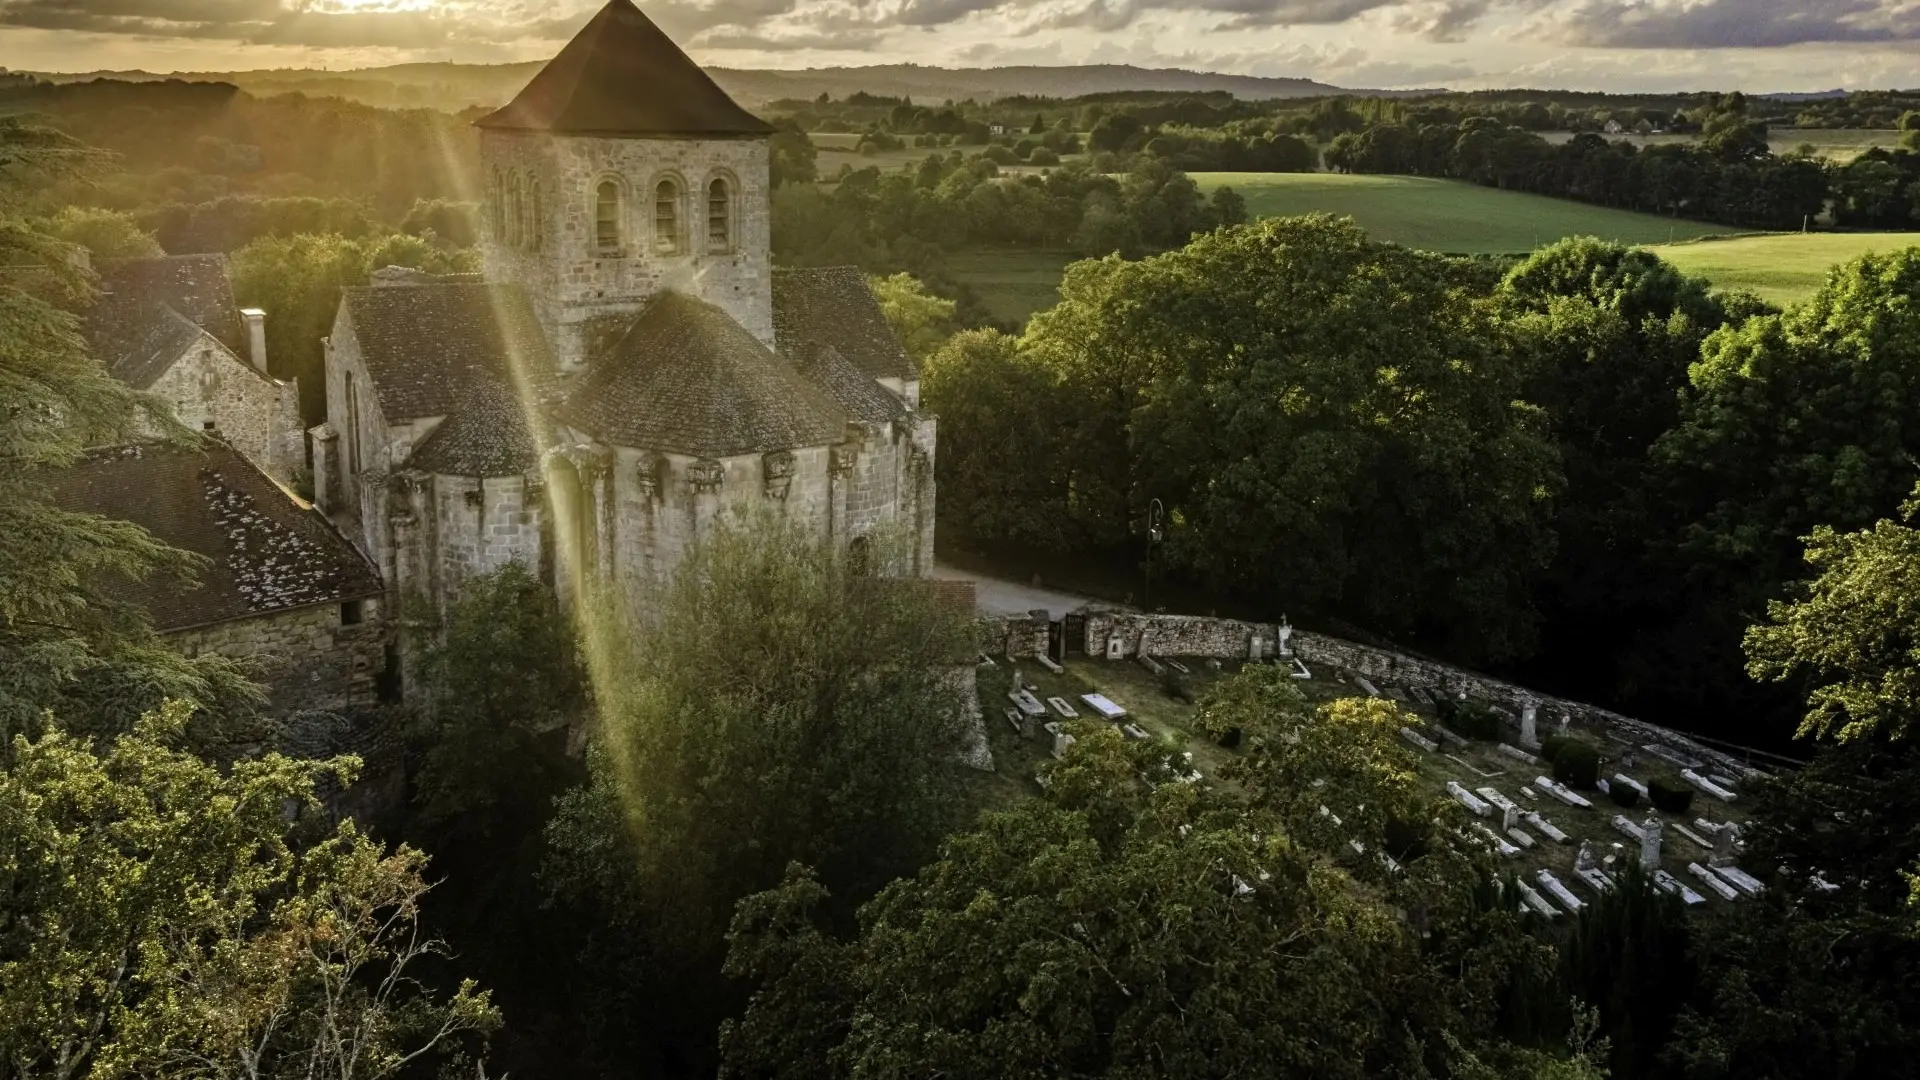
[311,0,936,640]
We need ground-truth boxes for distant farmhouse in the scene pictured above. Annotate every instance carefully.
[311,0,935,687]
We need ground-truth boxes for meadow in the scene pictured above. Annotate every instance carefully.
[947,247,1084,326]
[1647,232,1920,306]
[1190,172,1738,253]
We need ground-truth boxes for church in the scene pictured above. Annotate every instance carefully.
[310,0,937,645]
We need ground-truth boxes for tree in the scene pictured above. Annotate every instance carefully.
[1651,249,1920,732]
[920,329,1078,550]
[412,562,585,840]
[865,271,956,361]
[542,512,976,1067]
[33,205,163,257]
[722,688,1575,1080]
[0,117,258,748]
[1025,215,1559,661]
[230,231,477,424]
[0,702,498,1077]
[1745,485,1920,742]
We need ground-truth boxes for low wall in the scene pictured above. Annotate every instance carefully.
[983,607,1757,779]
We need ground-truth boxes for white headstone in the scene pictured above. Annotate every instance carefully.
[1640,813,1663,870]
[1276,617,1293,657]
[1710,822,1739,868]
[1575,839,1596,871]
[1106,633,1125,660]
[1249,634,1264,660]
[1520,702,1539,748]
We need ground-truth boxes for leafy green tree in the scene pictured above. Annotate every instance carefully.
[33,205,163,257]
[1495,239,1738,703]
[542,512,976,1067]
[230,231,476,424]
[723,692,1571,1080]
[1026,215,1559,661]
[0,701,498,1077]
[865,271,956,361]
[920,329,1078,550]
[1651,248,1920,729]
[0,118,257,746]
[413,562,585,840]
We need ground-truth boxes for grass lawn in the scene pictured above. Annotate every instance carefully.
[1646,232,1920,307]
[1191,172,1739,254]
[946,247,1083,326]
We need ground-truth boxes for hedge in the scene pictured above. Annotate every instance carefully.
[1553,741,1601,790]
[1648,778,1695,814]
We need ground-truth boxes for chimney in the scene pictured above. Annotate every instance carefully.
[240,308,268,374]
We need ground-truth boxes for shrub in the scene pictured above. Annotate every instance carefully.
[1608,782,1641,809]
[1028,147,1061,166]
[1539,734,1575,763]
[1553,741,1601,790]
[1436,697,1503,741]
[1648,778,1695,814]
[1160,669,1192,704]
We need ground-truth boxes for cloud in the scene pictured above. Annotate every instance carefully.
[1544,0,1920,48]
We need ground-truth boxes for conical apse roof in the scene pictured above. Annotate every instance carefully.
[476,0,773,138]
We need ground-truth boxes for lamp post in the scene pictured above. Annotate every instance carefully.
[1145,497,1164,612]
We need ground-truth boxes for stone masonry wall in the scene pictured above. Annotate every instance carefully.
[480,130,773,369]
[145,334,300,483]
[171,601,385,714]
[427,473,544,606]
[984,608,1757,778]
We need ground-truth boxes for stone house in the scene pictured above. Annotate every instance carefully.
[312,0,936,651]
[43,441,387,714]
[84,254,303,483]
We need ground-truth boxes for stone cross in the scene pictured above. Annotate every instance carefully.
[1276,616,1293,657]
[1640,813,1663,870]
[1520,702,1539,749]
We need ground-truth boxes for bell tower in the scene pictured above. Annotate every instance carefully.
[475,0,775,371]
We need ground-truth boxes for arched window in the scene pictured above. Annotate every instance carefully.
[595,179,622,253]
[653,179,681,254]
[706,177,731,252]
[526,178,542,252]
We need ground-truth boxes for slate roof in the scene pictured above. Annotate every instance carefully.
[42,441,382,632]
[792,343,907,424]
[340,282,554,423]
[773,266,918,383]
[475,0,773,139]
[86,254,250,388]
[406,377,547,477]
[558,292,847,458]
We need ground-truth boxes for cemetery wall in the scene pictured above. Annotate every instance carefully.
[984,606,1757,779]
[170,602,384,714]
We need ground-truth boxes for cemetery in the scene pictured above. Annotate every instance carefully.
[974,611,1758,912]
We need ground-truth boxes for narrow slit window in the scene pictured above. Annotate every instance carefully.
[707,178,731,252]
[654,179,680,254]
[527,178,542,252]
[508,174,523,248]
[595,180,622,252]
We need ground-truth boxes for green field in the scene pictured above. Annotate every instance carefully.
[1645,233,1920,306]
[1192,172,1738,253]
[946,248,1082,326]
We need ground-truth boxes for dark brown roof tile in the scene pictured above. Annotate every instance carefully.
[773,266,917,383]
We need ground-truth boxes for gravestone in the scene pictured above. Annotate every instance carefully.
[1047,696,1079,718]
[1399,727,1439,752]
[1276,616,1293,656]
[1575,840,1596,872]
[1248,634,1265,660]
[1710,822,1739,868]
[1640,813,1663,870]
[1106,632,1126,661]
[1520,702,1539,748]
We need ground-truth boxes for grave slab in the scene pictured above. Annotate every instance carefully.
[1034,653,1064,675]
[1524,811,1569,843]
[1682,769,1738,802]
[1448,781,1493,817]
[1009,689,1048,717]
[1354,676,1380,697]
[1047,696,1079,719]
[1534,775,1594,808]
[1399,727,1439,752]
[1612,774,1649,798]
[1711,864,1766,897]
[1137,654,1165,676]
[1445,753,1505,778]
[1688,862,1740,900]
[1654,869,1707,905]
[1611,814,1647,842]
[1498,743,1540,765]
[1641,742,1704,770]
[1575,867,1616,895]
[1080,693,1127,720]
[1536,870,1585,913]
[1516,879,1558,917]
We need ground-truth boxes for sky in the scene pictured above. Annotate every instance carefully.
[0,0,1915,93]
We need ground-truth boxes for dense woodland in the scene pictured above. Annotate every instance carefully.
[8,82,1920,1077]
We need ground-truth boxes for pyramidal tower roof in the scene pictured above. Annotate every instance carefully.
[476,0,773,138]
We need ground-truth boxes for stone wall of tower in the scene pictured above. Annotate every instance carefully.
[480,129,773,369]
